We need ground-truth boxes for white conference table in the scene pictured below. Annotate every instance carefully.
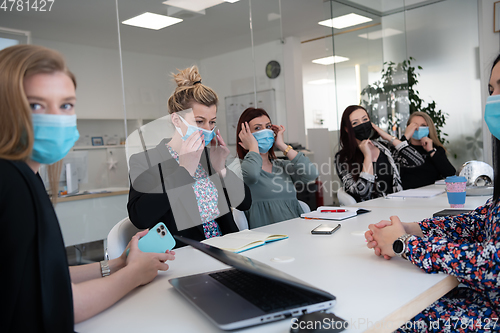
[75,186,492,333]
[355,184,490,210]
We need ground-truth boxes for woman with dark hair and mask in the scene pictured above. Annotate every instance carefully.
[364,54,500,332]
[334,105,424,202]
[237,107,318,228]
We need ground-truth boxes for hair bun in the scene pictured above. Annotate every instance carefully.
[173,65,203,88]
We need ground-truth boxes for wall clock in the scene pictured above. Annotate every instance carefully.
[265,60,281,79]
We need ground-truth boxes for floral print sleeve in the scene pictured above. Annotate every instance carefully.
[406,199,500,292]
[419,199,492,243]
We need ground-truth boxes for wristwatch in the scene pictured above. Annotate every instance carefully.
[283,145,293,157]
[392,234,412,259]
[100,260,111,277]
[429,148,437,155]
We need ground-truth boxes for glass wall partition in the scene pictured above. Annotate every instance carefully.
[115,0,287,158]
[0,0,126,259]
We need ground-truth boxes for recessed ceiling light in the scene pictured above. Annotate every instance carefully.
[122,12,183,30]
[224,0,240,3]
[318,13,372,29]
[312,56,349,65]
[358,28,403,40]
[163,0,225,12]
[307,79,335,85]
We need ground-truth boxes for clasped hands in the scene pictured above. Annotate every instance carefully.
[364,216,406,260]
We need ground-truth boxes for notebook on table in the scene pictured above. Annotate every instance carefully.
[301,206,371,221]
[170,235,336,331]
[201,229,288,253]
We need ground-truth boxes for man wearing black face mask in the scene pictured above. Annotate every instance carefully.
[334,105,425,202]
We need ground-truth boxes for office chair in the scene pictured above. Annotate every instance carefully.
[337,187,357,206]
[232,208,249,230]
[106,217,141,260]
[298,200,311,213]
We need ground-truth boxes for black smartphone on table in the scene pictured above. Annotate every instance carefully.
[311,223,341,235]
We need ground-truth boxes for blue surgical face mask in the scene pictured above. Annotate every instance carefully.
[31,114,80,165]
[412,126,429,140]
[485,95,500,140]
[252,129,275,153]
[175,114,216,146]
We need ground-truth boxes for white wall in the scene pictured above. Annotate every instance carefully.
[199,39,289,154]
[402,0,482,169]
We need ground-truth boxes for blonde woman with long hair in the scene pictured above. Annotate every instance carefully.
[400,111,456,189]
[0,45,175,331]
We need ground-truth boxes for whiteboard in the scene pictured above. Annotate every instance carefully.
[225,89,276,145]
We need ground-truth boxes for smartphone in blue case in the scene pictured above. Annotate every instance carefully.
[138,222,176,253]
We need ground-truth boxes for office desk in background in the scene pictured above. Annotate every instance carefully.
[55,187,128,247]
[73,186,495,333]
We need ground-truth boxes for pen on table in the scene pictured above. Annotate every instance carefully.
[320,209,346,213]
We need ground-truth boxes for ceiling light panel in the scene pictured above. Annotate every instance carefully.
[122,12,183,30]
[163,0,225,12]
[312,56,349,65]
[318,13,372,29]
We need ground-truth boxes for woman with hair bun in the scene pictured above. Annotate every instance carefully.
[127,66,251,242]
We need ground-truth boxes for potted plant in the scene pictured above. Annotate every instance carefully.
[360,57,449,144]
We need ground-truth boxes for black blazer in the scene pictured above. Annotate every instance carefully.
[0,159,74,332]
[127,139,252,246]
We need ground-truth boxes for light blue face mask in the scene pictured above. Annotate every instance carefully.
[31,114,80,165]
[412,126,429,140]
[252,129,275,153]
[485,95,500,140]
[175,114,216,146]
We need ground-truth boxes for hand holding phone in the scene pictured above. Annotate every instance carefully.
[127,222,176,255]
[311,223,341,235]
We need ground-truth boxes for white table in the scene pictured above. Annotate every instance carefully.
[74,187,492,333]
[354,185,490,210]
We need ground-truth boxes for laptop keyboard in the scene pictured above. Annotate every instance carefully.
[209,269,331,313]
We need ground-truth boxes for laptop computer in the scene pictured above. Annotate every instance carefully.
[169,235,336,330]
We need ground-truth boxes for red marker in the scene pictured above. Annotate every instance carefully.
[320,209,347,213]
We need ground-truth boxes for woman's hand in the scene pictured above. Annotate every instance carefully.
[404,122,419,140]
[272,124,287,151]
[178,130,205,176]
[367,216,406,259]
[358,139,373,159]
[125,230,176,286]
[371,123,392,142]
[238,122,259,153]
[210,129,230,174]
[421,136,434,152]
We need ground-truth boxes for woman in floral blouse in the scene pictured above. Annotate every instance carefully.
[364,55,500,332]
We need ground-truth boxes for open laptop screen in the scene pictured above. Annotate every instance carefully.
[175,235,335,300]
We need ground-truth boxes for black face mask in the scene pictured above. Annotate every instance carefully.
[353,121,373,141]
